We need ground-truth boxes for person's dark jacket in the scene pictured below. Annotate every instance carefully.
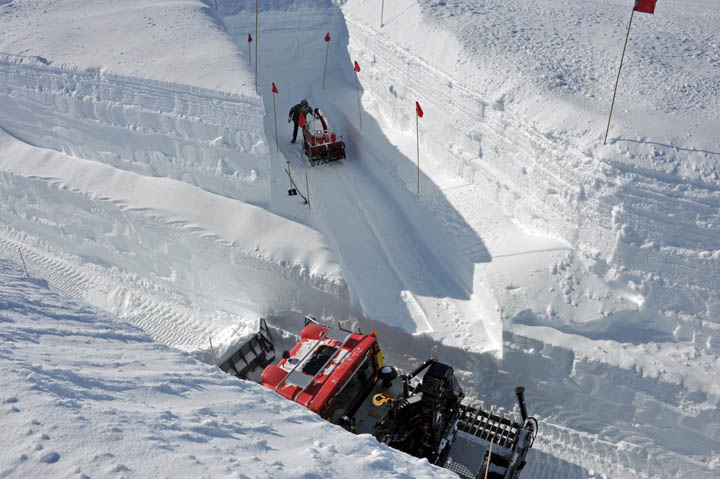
[289,102,314,123]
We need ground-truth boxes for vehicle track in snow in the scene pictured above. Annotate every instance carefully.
[224,5,502,354]
[284,136,498,353]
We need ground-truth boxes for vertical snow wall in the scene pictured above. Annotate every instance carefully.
[338,9,719,324]
[0,56,269,204]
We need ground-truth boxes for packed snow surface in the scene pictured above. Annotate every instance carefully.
[0,0,255,93]
[1,0,719,477]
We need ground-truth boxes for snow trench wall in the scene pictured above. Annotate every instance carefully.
[0,55,352,351]
[341,15,720,321]
[0,56,270,205]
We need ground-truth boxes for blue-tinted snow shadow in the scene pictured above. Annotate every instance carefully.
[512,309,676,345]
[219,1,491,330]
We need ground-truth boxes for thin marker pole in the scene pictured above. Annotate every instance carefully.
[301,135,310,209]
[272,91,278,152]
[381,0,385,28]
[255,0,258,93]
[209,336,216,367]
[355,73,363,130]
[18,247,29,279]
[604,9,635,145]
[322,41,330,90]
[285,166,308,204]
[416,113,420,195]
[305,165,310,209]
[249,37,252,66]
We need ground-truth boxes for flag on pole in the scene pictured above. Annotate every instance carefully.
[353,61,363,129]
[299,112,307,128]
[322,33,331,89]
[603,0,657,144]
[248,34,253,66]
[633,0,657,14]
[415,101,422,195]
[271,82,279,151]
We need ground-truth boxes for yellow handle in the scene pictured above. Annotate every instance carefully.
[372,392,395,407]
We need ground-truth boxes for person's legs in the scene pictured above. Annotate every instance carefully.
[292,121,299,143]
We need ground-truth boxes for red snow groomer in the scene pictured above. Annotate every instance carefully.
[302,109,346,166]
[221,317,538,479]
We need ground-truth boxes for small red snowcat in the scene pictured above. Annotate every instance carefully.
[302,109,346,166]
[220,317,537,479]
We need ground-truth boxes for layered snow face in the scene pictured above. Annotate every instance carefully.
[340,0,719,343]
[0,0,267,203]
[220,0,503,354]
[0,58,268,204]
[0,259,454,479]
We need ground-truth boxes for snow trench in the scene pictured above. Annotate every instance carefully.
[219,0,504,354]
[0,1,718,477]
[0,55,351,352]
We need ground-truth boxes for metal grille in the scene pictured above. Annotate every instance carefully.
[457,405,521,450]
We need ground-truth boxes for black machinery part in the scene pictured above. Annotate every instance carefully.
[218,318,275,382]
[373,358,537,479]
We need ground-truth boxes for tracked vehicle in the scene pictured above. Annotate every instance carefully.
[302,109,346,166]
[220,317,538,479]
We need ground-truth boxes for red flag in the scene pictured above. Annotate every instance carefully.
[324,32,331,42]
[416,101,423,118]
[633,0,656,14]
[354,61,361,72]
[248,33,253,43]
[271,82,278,94]
[298,112,307,128]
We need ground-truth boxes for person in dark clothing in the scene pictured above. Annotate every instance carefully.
[288,99,314,143]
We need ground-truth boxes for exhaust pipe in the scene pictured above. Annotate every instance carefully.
[515,386,528,423]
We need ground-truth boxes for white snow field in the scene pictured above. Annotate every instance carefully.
[1,0,719,477]
[0,258,454,479]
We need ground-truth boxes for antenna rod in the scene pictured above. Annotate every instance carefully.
[515,386,528,422]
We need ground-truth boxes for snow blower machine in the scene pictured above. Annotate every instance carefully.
[220,317,538,479]
[302,109,346,166]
